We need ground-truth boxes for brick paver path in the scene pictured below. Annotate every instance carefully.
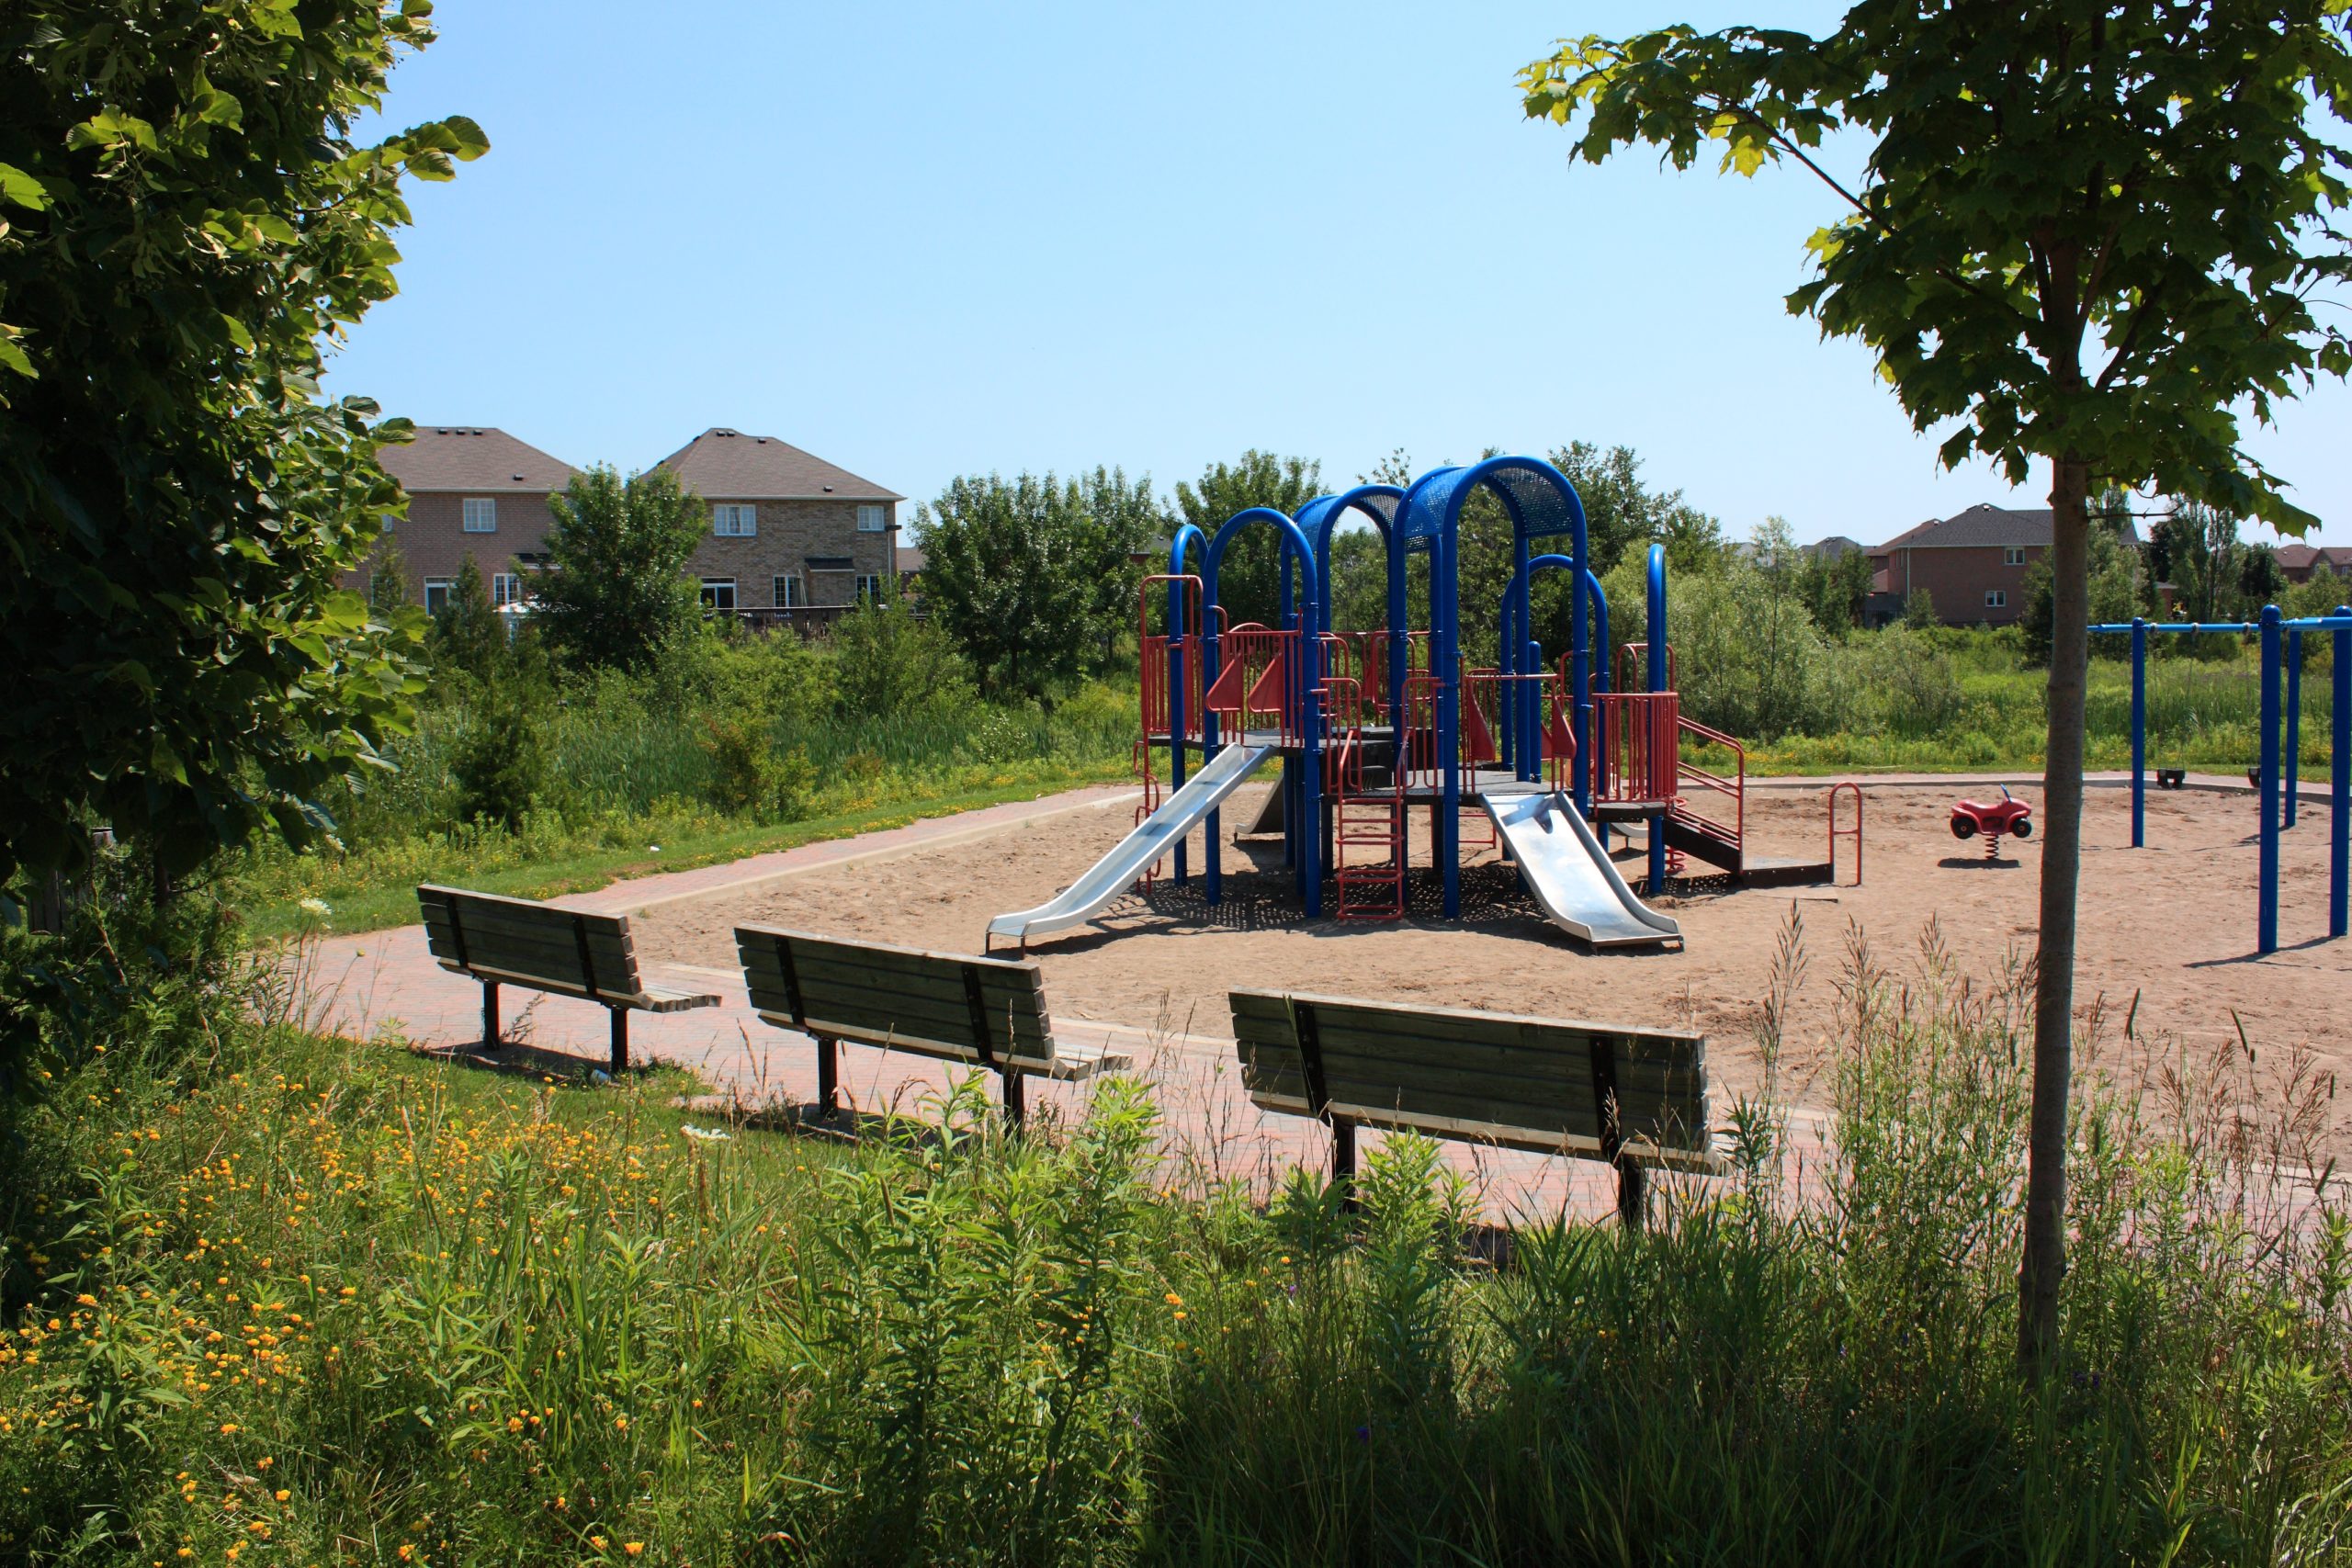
[304,770,2297,1223]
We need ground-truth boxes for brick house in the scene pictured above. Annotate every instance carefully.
[2277,542,2352,584]
[1864,503,2133,627]
[367,426,577,612]
[659,427,902,623]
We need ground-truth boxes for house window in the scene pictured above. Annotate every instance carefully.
[856,503,887,533]
[773,574,805,609]
[2003,546,2027,566]
[380,511,398,535]
[492,572,525,607]
[461,498,497,533]
[856,573,886,603]
[713,503,757,537]
[701,578,738,611]
[1985,589,2007,609]
[423,577,454,615]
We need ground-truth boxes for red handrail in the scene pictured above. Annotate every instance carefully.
[1828,782,1863,886]
[1672,716,1745,855]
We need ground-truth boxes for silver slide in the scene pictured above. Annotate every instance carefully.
[1482,791,1681,949]
[989,745,1276,947]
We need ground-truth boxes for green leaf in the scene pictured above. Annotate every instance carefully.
[0,163,48,210]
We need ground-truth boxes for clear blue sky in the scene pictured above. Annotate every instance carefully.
[331,0,2348,548]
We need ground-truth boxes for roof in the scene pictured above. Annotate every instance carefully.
[896,544,927,574]
[1873,502,2137,552]
[2277,542,2352,569]
[1804,536,1865,559]
[377,426,577,493]
[659,427,902,502]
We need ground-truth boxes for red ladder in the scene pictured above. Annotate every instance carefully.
[1325,682,1405,920]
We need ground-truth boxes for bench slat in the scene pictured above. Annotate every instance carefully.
[736,926,1065,1076]
[419,890,634,951]
[423,916,635,984]
[746,949,1046,1028]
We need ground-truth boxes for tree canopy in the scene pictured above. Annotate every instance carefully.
[535,465,709,675]
[1524,0,2352,1370]
[1173,452,1324,629]
[0,1,484,886]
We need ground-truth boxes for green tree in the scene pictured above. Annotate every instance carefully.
[366,538,415,618]
[0,3,483,887]
[429,555,509,687]
[537,465,707,674]
[1526,1,2352,1370]
[1173,452,1324,629]
[1075,466,1165,667]
[1796,544,1874,635]
[831,595,969,718]
[915,473,1112,702]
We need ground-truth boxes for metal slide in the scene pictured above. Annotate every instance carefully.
[1482,791,1682,949]
[988,745,1277,947]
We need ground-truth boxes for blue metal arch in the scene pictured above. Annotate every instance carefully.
[1396,457,1593,917]
[1202,507,1324,919]
[1498,556,1611,781]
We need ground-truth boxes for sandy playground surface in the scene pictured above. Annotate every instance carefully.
[629,780,2350,1143]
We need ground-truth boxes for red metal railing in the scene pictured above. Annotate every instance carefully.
[1828,781,1863,886]
[1138,575,1206,741]
[1204,624,1304,744]
[1672,716,1746,856]
[1615,640,1678,692]
[1591,691,1682,807]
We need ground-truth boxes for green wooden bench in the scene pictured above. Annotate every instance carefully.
[1227,988,1724,1224]
[417,885,721,1073]
[734,926,1134,1123]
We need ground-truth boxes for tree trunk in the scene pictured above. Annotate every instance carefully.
[2019,452,2090,1373]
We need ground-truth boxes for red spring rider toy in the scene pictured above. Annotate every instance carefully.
[1950,785,2033,860]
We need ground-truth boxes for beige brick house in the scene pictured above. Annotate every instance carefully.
[659,427,902,619]
[366,426,577,612]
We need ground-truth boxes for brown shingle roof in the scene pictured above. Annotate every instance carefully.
[659,427,902,502]
[378,426,577,493]
[2278,543,2352,570]
[1871,502,2142,552]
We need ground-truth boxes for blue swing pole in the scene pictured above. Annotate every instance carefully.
[2259,604,2281,955]
[2130,617,2146,849]
[2286,628,2302,830]
[2335,607,2349,940]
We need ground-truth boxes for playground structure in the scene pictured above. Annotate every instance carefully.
[989,456,1846,952]
[2096,606,2352,954]
[1950,787,2032,861]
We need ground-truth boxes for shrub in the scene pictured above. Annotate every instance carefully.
[698,715,816,822]
[449,689,547,829]
[831,597,970,719]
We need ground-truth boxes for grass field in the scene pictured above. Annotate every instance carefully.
[6,916,2349,1565]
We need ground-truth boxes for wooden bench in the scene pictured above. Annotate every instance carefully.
[1227,988,1724,1225]
[734,926,1134,1123]
[417,885,721,1072]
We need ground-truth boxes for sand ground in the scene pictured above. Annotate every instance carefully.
[629,780,2350,1139]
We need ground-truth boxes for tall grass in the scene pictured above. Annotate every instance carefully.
[5,906,2349,1564]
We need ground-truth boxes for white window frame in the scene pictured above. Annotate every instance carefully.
[491,572,525,607]
[774,573,805,609]
[856,503,887,533]
[423,577,455,614]
[855,573,886,603]
[380,511,398,535]
[2003,546,2027,566]
[461,497,497,533]
[713,503,758,537]
[700,578,738,611]
[1985,589,2007,609]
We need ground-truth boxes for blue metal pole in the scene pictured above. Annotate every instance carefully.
[1168,530,1198,885]
[1646,545,1669,894]
[2334,607,2348,940]
[2286,628,2302,829]
[1569,541,1590,816]
[1387,529,1410,879]
[2131,617,2146,849]
[2259,604,2281,955]
[1439,527,1461,918]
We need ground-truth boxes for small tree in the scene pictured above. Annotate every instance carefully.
[831,596,968,718]
[429,556,509,687]
[1172,452,1324,628]
[916,472,1132,703]
[367,538,415,617]
[1526,1,2352,1371]
[537,465,707,675]
[0,3,483,887]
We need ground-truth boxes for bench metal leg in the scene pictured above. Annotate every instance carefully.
[815,1034,838,1119]
[1002,1065,1027,1126]
[1332,1116,1357,1210]
[608,1006,628,1076]
[1615,1158,1647,1230]
[481,980,501,1050]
